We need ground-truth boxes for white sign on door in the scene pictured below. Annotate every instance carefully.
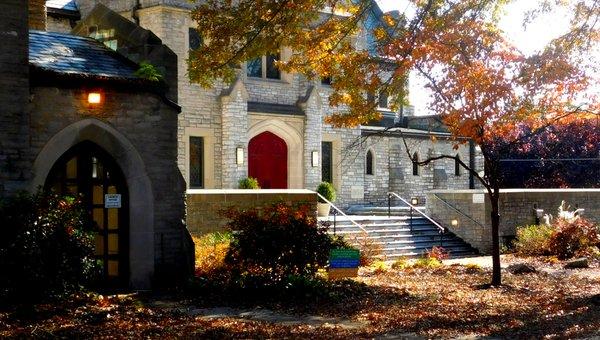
[105,194,122,208]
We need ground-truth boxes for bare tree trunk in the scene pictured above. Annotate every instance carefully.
[490,189,501,286]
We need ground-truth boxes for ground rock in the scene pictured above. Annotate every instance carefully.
[564,258,589,269]
[507,263,536,274]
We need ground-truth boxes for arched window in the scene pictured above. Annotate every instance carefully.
[412,152,420,176]
[366,150,374,175]
[455,154,461,176]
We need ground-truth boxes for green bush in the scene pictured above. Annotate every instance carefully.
[134,61,163,81]
[514,224,554,256]
[547,218,600,259]
[222,202,333,281]
[316,182,336,203]
[238,177,260,189]
[0,191,100,303]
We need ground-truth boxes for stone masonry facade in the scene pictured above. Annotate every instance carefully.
[426,189,600,254]
[47,0,482,211]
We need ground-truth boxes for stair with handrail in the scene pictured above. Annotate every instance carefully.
[318,192,478,260]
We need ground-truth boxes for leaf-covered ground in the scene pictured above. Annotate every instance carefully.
[1,256,599,339]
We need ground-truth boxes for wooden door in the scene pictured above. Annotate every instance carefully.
[45,142,129,288]
[248,131,288,189]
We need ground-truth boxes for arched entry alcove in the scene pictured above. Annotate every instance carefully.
[45,141,129,287]
[248,119,304,188]
[30,118,154,289]
[249,131,288,189]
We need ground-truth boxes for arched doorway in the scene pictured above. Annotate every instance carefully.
[248,131,288,189]
[45,142,129,288]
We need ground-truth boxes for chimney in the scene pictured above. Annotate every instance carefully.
[29,0,47,31]
[0,0,31,195]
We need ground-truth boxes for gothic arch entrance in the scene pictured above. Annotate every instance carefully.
[45,141,129,288]
[248,131,288,189]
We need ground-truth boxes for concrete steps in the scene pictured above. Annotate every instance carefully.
[320,208,478,260]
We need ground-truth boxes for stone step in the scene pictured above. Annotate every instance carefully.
[327,212,478,260]
[328,225,440,234]
[346,205,427,216]
[381,249,478,260]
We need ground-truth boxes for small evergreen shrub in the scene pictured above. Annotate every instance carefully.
[391,256,408,270]
[222,202,334,281]
[0,191,99,303]
[514,224,554,256]
[412,257,442,269]
[370,260,388,274]
[316,182,336,203]
[547,217,600,259]
[238,177,260,189]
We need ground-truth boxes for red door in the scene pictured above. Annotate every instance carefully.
[248,131,288,189]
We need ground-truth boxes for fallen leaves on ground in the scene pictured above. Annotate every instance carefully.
[1,257,599,339]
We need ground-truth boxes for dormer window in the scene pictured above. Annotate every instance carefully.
[246,52,281,80]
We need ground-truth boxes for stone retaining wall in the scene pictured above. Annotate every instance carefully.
[187,189,317,235]
[426,189,600,254]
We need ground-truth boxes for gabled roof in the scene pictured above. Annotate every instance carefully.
[29,30,141,82]
[46,0,78,12]
[46,0,80,18]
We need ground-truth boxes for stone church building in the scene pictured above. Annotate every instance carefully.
[46,0,481,207]
[0,0,481,288]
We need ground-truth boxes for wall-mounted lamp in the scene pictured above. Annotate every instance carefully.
[311,150,319,167]
[410,197,419,206]
[451,219,459,227]
[88,92,102,105]
[236,147,244,165]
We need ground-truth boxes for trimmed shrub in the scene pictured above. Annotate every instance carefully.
[316,182,336,203]
[0,191,99,303]
[223,202,333,281]
[547,218,600,259]
[514,224,554,256]
[238,177,260,189]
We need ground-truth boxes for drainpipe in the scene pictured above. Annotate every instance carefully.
[133,0,141,25]
[469,140,475,189]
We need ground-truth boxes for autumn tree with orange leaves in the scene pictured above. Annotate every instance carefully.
[188,0,599,285]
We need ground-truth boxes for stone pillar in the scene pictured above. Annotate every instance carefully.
[299,86,322,190]
[29,0,47,31]
[0,0,31,196]
[220,78,249,188]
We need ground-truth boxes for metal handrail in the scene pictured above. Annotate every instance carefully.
[316,193,368,234]
[387,192,445,233]
[431,193,486,229]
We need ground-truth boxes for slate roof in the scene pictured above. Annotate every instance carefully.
[46,0,78,12]
[247,101,305,116]
[29,30,141,82]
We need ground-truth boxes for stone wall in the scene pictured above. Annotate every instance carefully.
[86,2,480,207]
[426,189,600,254]
[186,189,318,235]
[26,86,188,288]
[29,0,47,31]
[0,0,31,197]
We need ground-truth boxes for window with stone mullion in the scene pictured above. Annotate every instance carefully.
[246,57,262,78]
[189,137,204,188]
[265,52,280,79]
